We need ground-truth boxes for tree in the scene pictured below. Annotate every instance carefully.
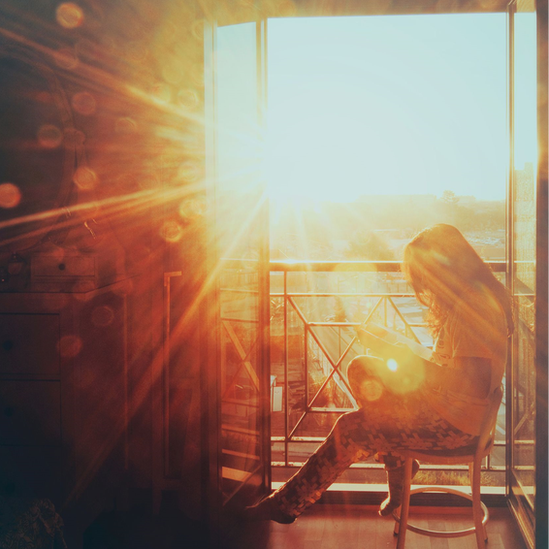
[441,190,459,205]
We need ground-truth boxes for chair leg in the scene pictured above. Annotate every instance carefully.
[395,458,413,549]
[470,459,487,548]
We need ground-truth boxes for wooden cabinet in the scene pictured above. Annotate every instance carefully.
[0,380,62,446]
[0,313,60,375]
[0,286,129,544]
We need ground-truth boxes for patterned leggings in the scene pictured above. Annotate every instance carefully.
[272,356,478,519]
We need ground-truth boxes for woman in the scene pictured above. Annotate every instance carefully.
[246,224,512,524]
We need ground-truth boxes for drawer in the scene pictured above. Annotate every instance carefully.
[0,314,59,375]
[0,446,63,500]
[31,254,95,277]
[0,380,61,446]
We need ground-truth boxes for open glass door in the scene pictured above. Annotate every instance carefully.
[507,1,539,547]
[204,16,270,524]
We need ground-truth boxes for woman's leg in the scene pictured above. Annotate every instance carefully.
[272,409,371,518]
[249,355,477,522]
[348,355,420,515]
[269,355,388,519]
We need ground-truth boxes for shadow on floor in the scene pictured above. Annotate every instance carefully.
[84,505,208,549]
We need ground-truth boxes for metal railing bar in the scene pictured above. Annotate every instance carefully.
[272,436,506,446]
[222,424,260,436]
[288,299,357,401]
[271,292,416,298]
[308,322,362,327]
[221,320,261,398]
[220,317,259,323]
[222,462,262,505]
[387,295,423,344]
[513,407,535,434]
[305,328,358,408]
[222,449,261,460]
[284,296,365,436]
[272,464,507,473]
[270,260,403,271]
[309,407,357,413]
[359,296,385,327]
[269,260,506,272]
[287,410,308,440]
[221,288,259,294]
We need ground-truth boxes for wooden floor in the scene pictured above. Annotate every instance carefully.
[222,504,528,549]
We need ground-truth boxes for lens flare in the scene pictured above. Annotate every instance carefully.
[72,92,96,115]
[56,3,84,29]
[151,83,171,103]
[387,358,398,371]
[160,221,183,242]
[58,335,83,358]
[0,183,22,209]
[125,41,148,63]
[64,128,86,148]
[177,161,200,182]
[91,305,115,327]
[179,197,206,220]
[190,19,204,40]
[115,117,138,135]
[74,167,98,190]
[177,89,199,111]
[37,125,63,148]
[361,379,383,402]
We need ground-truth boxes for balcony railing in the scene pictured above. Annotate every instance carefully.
[269,260,507,487]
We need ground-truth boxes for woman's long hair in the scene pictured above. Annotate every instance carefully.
[402,224,514,337]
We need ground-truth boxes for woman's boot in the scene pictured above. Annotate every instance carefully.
[243,496,296,524]
[379,459,420,516]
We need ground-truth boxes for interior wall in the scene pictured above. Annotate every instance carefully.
[0,0,209,542]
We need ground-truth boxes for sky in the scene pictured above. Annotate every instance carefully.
[215,13,537,204]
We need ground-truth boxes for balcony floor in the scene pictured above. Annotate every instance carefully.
[223,503,528,549]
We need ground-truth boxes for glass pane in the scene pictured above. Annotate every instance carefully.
[511,7,537,512]
[267,14,507,262]
[215,22,265,505]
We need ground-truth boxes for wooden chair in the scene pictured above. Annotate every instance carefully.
[393,385,503,549]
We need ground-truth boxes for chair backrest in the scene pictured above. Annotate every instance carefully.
[476,385,503,459]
